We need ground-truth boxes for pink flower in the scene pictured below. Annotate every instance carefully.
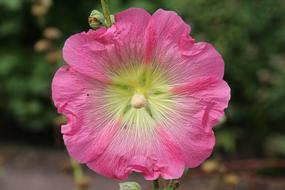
[52,8,230,180]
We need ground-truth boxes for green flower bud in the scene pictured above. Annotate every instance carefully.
[88,10,105,29]
[119,182,143,190]
[88,10,115,29]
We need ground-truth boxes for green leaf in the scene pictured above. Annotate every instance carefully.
[119,182,143,190]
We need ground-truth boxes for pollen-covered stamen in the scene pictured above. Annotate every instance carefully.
[131,93,146,109]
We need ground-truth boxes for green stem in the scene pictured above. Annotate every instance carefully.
[168,179,180,190]
[152,179,160,190]
[100,0,112,27]
[167,179,174,190]
[70,159,84,190]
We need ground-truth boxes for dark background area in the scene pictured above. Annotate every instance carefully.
[0,0,285,189]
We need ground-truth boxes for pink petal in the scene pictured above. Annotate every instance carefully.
[170,77,230,167]
[106,8,151,69]
[144,9,191,63]
[143,9,224,85]
[86,128,185,180]
[177,42,225,83]
[159,121,216,168]
[114,8,151,46]
[162,42,224,85]
[62,29,113,82]
[52,65,119,163]
[172,77,230,129]
[63,8,151,81]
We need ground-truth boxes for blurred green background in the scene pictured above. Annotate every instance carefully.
[1,0,285,161]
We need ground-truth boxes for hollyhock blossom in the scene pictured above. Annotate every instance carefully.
[52,8,230,180]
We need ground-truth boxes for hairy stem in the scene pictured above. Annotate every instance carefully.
[100,0,112,27]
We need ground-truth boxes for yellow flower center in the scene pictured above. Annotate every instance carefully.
[103,63,176,130]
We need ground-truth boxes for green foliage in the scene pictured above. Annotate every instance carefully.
[216,129,241,153]
[265,135,285,156]
[0,0,24,11]
[0,0,285,156]
[0,49,57,130]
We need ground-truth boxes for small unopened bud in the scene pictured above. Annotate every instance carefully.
[43,27,62,40]
[34,39,52,52]
[131,93,146,109]
[224,173,240,185]
[31,4,48,17]
[76,176,90,189]
[119,182,142,190]
[88,10,105,29]
[201,160,220,173]
[88,10,115,29]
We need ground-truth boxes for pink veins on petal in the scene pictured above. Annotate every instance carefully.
[52,8,231,180]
